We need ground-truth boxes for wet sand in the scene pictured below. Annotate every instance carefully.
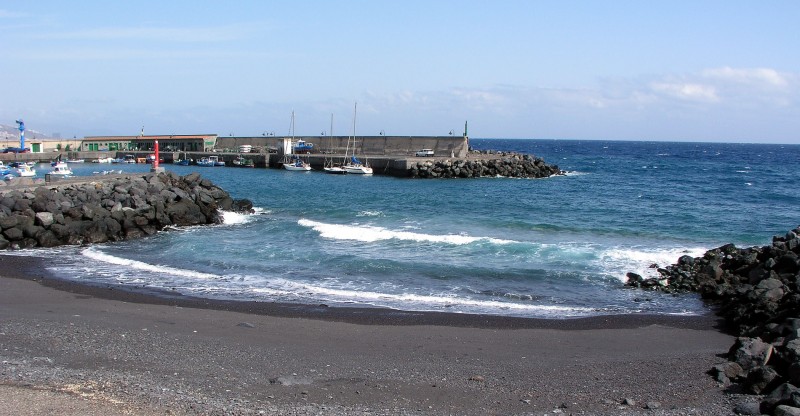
[0,254,739,415]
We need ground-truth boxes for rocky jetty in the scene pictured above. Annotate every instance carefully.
[627,226,800,414]
[0,172,253,250]
[409,151,563,179]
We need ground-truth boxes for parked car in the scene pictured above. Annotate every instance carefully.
[415,149,434,157]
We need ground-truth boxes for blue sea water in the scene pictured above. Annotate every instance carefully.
[16,139,800,318]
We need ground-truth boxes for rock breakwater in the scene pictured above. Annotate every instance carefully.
[0,172,253,250]
[409,151,563,178]
[627,226,800,414]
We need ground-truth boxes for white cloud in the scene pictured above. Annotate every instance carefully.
[702,67,789,87]
[650,82,719,102]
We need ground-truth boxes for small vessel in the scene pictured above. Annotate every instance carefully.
[232,155,254,167]
[283,155,311,171]
[282,111,311,171]
[92,155,113,163]
[123,154,136,163]
[323,114,347,174]
[293,139,314,154]
[209,156,226,167]
[173,152,191,165]
[341,103,373,175]
[343,156,373,175]
[323,165,347,174]
[49,162,73,176]
[196,157,215,167]
[14,163,36,177]
[65,158,85,163]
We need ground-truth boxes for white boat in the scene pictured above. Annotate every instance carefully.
[323,165,347,174]
[283,111,312,171]
[49,162,73,176]
[344,158,373,174]
[323,114,347,174]
[92,155,113,163]
[283,156,311,171]
[65,158,85,163]
[341,103,373,175]
[122,154,136,163]
[14,164,36,177]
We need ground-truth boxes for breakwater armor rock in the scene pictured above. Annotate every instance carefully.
[409,151,563,179]
[0,172,253,250]
[626,226,800,413]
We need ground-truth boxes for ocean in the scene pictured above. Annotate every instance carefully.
[14,139,800,318]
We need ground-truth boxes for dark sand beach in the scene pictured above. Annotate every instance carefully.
[1,254,742,415]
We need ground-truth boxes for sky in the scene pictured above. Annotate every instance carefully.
[1,1,798,143]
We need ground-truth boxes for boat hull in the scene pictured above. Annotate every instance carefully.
[344,165,373,174]
[283,163,312,171]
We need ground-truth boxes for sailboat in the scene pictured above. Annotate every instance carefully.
[342,102,373,175]
[323,113,347,174]
[283,111,312,171]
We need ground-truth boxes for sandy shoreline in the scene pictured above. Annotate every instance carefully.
[1,254,744,414]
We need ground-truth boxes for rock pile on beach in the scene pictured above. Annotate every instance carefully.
[0,172,253,250]
[409,151,563,178]
[627,226,800,414]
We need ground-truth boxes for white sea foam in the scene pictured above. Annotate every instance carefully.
[297,219,515,245]
[220,207,269,225]
[248,280,597,316]
[81,247,221,280]
[601,246,707,282]
[357,210,384,217]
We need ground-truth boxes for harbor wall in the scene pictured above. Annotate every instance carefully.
[214,135,469,158]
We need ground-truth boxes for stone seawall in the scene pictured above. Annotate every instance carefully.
[409,151,563,179]
[0,172,253,250]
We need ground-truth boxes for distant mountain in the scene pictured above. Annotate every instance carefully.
[0,123,58,142]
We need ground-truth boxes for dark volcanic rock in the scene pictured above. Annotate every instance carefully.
[409,151,564,179]
[625,225,800,414]
[0,172,253,250]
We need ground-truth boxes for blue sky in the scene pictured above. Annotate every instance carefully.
[1,1,798,143]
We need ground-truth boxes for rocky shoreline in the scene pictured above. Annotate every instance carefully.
[0,172,253,250]
[409,150,564,178]
[627,226,800,415]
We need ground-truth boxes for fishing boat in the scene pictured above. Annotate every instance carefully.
[209,156,226,166]
[123,154,136,163]
[196,157,215,167]
[293,139,314,154]
[49,162,73,176]
[342,102,373,175]
[92,155,113,163]
[65,158,85,163]
[232,155,254,167]
[14,163,36,177]
[173,153,191,166]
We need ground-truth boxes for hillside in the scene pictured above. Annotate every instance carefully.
[0,123,56,142]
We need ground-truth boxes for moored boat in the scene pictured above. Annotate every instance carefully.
[49,162,73,176]
[14,164,36,177]
[283,155,312,171]
[341,103,373,175]
[196,157,215,167]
